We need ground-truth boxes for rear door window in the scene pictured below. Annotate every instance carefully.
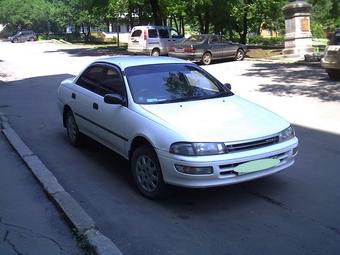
[131,29,142,38]
[148,29,158,38]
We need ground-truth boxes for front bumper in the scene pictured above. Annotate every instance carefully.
[157,137,298,188]
[321,46,340,70]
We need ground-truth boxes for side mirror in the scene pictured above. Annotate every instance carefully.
[224,83,232,90]
[104,93,126,105]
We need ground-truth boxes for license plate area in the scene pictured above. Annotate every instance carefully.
[175,48,184,53]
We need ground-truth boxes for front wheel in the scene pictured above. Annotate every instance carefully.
[201,52,212,65]
[65,110,86,146]
[131,145,173,200]
[235,49,245,61]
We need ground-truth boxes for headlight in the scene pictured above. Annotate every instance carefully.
[279,125,295,142]
[170,142,227,156]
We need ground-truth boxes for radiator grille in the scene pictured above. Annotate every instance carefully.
[225,136,279,153]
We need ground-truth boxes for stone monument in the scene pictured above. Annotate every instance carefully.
[282,0,314,58]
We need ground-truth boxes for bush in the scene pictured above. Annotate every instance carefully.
[311,23,324,38]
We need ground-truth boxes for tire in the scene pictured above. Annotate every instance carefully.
[65,110,86,146]
[131,145,173,200]
[201,52,212,65]
[13,38,19,43]
[151,49,160,56]
[29,37,35,42]
[235,49,245,61]
[326,69,340,80]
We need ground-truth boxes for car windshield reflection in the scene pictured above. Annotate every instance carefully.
[125,64,233,104]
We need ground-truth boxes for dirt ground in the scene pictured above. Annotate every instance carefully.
[246,48,284,59]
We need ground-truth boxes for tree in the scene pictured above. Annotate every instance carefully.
[149,0,162,25]
[307,0,340,35]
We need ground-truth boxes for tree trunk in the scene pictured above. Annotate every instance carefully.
[240,10,248,44]
[149,0,162,25]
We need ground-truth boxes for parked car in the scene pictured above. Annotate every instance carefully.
[321,29,340,79]
[168,34,247,65]
[8,30,37,43]
[57,56,298,200]
[127,25,185,56]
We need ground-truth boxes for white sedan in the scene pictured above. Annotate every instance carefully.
[57,56,298,200]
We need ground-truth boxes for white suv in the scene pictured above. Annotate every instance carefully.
[321,29,340,80]
[127,25,185,56]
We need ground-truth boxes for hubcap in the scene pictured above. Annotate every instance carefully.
[203,54,211,64]
[135,155,158,192]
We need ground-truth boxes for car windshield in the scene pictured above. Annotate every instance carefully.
[125,64,233,104]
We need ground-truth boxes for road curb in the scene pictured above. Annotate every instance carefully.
[0,111,123,255]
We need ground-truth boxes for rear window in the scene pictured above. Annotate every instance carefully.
[131,30,142,37]
[329,31,340,45]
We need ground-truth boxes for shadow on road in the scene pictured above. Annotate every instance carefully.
[242,62,340,102]
[44,46,128,57]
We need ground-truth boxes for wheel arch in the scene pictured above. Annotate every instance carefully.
[150,47,161,56]
[129,136,154,160]
[62,105,72,128]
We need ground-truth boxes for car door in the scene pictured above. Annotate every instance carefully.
[90,66,128,156]
[158,28,184,54]
[128,28,145,53]
[221,36,238,58]
[73,65,105,138]
[169,28,185,46]
[208,35,224,58]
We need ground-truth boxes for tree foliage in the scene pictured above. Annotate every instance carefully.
[1,0,339,41]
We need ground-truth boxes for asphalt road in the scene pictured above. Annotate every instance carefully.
[0,41,339,255]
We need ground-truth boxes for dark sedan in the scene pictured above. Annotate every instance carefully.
[168,34,247,65]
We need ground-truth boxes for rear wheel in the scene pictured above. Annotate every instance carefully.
[65,110,86,146]
[151,49,160,56]
[131,145,173,200]
[201,52,212,65]
[235,49,245,61]
[29,37,35,41]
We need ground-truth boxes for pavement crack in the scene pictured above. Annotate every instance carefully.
[1,218,64,254]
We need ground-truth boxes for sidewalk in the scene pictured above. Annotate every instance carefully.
[0,125,83,254]
[0,112,122,255]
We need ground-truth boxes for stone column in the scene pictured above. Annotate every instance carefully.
[282,0,314,58]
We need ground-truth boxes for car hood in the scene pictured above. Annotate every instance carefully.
[140,95,289,142]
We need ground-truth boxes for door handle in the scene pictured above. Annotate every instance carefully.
[93,103,98,110]
[71,93,76,99]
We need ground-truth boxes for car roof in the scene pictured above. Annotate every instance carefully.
[93,56,191,70]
